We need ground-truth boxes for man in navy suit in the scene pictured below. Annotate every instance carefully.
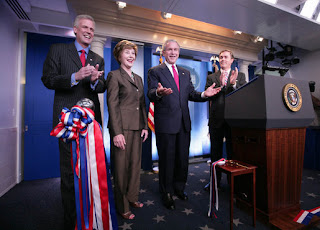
[204,50,246,189]
[147,39,221,210]
[42,15,105,229]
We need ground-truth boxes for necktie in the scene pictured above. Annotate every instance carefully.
[172,65,180,91]
[222,71,228,86]
[80,49,86,67]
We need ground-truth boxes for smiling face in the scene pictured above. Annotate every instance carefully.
[74,18,95,48]
[163,41,180,65]
[119,48,136,70]
[219,51,234,70]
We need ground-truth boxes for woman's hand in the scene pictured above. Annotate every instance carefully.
[113,134,126,150]
[141,129,148,142]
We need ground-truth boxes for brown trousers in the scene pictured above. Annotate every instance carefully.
[111,130,142,213]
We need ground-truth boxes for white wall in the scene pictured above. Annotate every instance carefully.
[289,50,320,125]
[0,3,20,196]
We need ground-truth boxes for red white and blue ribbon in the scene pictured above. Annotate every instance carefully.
[208,158,225,217]
[51,106,118,230]
[293,206,320,225]
[309,206,320,217]
[293,210,314,225]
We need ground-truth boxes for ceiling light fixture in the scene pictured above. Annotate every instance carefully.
[300,0,319,18]
[116,1,127,10]
[253,36,264,43]
[233,30,242,35]
[263,0,278,4]
[161,12,172,19]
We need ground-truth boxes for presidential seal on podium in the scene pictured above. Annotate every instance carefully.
[283,83,302,112]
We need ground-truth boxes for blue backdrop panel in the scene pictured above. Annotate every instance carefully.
[304,127,320,170]
[103,47,112,164]
[24,33,74,180]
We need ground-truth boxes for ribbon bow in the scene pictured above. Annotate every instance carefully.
[50,105,95,141]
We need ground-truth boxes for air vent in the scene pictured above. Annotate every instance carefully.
[5,0,30,20]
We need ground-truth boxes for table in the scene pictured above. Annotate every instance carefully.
[216,160,257,230]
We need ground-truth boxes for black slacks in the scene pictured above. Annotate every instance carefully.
[156,123,190,195]
[209,122,233,184]
[59,139,76,230]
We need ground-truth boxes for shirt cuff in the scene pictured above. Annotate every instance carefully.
[155,90,162,98]
[71,73,79,87]
[201,92,207,98]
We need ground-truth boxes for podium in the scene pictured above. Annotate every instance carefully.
[225,75,315,227]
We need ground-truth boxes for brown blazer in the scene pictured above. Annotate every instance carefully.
[106,67,148,137]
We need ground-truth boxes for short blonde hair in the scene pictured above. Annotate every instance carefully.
[113,40,138,64]
[74,15,95,27]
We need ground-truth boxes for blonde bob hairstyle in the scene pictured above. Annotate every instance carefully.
[113,40,138,64]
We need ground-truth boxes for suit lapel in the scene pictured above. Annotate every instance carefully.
[177,65,188,92]
[120,67,137,88]
[86,50,96,67]
[68,43,82,69]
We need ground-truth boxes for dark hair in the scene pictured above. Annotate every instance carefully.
[113,40,138,64]
[219,50,234,59]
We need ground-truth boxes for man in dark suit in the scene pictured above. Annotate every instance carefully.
[147,39,221,210]
[41,15,105,229]
[205,50,246,188]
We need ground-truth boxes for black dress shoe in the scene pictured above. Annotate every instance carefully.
[162,193,175,210]
[174,190,188,200]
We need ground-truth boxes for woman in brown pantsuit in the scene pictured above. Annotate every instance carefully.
[105,40,148,220]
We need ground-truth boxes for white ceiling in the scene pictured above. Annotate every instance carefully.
[11,0,320,51]
[110,0,320,51]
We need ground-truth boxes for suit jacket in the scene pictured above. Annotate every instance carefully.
[106,68,148,137]
[205,70,246,128]
[147,63,205,134]
[42,43,105,126]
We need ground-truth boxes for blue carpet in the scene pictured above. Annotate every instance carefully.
[0,160,320,230]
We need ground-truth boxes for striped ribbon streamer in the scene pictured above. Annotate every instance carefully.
[51,106,118,230]
[208,158,225,218]
[293,210,314,225]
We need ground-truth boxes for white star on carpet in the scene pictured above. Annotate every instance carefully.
[193,191,201,196]
[182,208,194,215]
[189,173,195,176]
[119,222,133,230]
[147,172,153,175]
[307,192,318,198]
[200,179,206,183]
[204,170,210,174]
[199,225,214,230]
[307,176,315,180]
[153,215,166,223]
[153,178,159,181]
[139,189,146,194]
[172,195,179,200]
[233,218,243,227]
[144,200,154,206]
[194,165,200,168]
